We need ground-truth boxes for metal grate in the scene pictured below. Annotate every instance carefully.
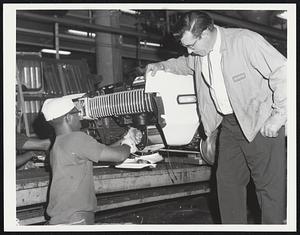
[84,89,154,119]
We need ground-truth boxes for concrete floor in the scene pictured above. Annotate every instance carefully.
[96,194,215,224]
[95,191,260,224]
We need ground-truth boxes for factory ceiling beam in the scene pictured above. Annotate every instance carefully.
[209,11,286,41]
[17,11,286,42]
[17,40,95,53]
[16,11,161,41]
[17,26,179,59]
[17,27,95,43]
[17,34,176,61]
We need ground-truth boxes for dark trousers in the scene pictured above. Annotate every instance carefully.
[216,114,286,224]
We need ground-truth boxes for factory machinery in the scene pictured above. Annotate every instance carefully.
[77,71,216,163]
[16,69,215,225]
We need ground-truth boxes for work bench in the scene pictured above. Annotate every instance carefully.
[16,162,211,225]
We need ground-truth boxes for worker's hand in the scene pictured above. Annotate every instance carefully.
[124,127,143,145]
[260,114,285,138]
[200,129,218,165]
[146,62,165,77]
[121,137,138,154]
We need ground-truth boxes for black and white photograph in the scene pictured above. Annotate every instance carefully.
[3,2,297,232]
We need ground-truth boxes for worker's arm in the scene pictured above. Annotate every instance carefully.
[243,32,287,137]
[16,151,36,169]
[98,128,142,164]
[71,132,136,164]
[99,132,140,163]
[99,145,131,164]
[22,138,51,151]
[146,55,194,77]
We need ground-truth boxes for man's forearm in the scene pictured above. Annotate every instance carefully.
[16,151,35,168]
[22,138,51,151]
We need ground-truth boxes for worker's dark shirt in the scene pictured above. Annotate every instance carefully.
[46,131,105,224]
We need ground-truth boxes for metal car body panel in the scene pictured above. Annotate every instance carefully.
[145,71,199,146]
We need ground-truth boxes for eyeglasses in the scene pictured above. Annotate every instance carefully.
[69,110,81,115]
[68,109,83,121]
[182,38,199,50]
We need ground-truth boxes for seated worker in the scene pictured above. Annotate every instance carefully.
[41,95,142,225]
[16,98,51,169]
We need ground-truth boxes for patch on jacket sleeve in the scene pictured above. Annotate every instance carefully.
[232,73,246,82]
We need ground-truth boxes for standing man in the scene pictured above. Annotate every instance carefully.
[146,11,286,224]
[41,95,141,225]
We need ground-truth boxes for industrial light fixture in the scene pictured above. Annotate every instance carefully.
[41,49,71,55]
[139,41,161,47]
[276,11,287,20]
[120,9,140,15]
[68,29,96,38]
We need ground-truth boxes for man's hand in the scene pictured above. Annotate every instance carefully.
[260,114,285,138]
[121,127,143,153]
[124,127,143,145]
[121,137,138,154]
[146,62,165,77]
[16,151,36,169]
[200,129,218,165]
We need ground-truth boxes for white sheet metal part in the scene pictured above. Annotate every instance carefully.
[145,71,199,146]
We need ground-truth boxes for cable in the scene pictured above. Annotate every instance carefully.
[166,149,178,181]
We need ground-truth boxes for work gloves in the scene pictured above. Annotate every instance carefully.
[121,127,143,153]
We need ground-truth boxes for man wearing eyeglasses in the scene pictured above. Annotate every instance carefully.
[41,95,142,225]
[146,11,286,224]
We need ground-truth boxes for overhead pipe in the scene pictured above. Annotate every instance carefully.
[16,11,161,41]
[17,27,179,58]
[54,22,60,59]
[209,11,286,41]
[54,20,67,95]
[17,27,95,42]
[17,10,286,44]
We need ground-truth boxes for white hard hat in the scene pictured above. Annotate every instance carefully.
[42,97,75,121]
[42,93,86,121]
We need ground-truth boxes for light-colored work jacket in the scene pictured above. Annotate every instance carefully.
[161,26,286,142]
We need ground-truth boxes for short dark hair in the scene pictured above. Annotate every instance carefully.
[173,11,214,40]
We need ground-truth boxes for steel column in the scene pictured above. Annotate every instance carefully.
[94,10,122,86]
